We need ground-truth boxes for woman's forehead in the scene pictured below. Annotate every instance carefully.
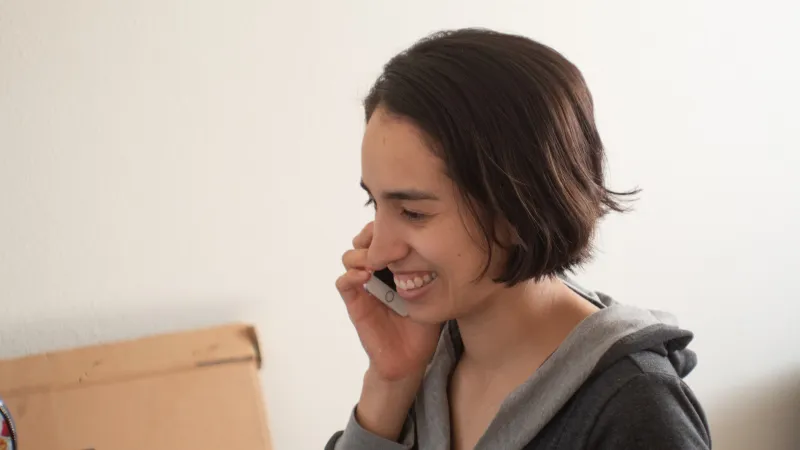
[361,109,446,192]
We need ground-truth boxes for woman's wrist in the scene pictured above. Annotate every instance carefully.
[354,367,424,441]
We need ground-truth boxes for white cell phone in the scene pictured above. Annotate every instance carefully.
[364,268,409,317]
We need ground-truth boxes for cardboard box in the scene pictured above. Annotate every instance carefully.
[0,323,272,449]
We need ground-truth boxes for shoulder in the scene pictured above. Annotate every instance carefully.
[583,351,712,449]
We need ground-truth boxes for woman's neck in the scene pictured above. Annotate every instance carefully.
[455,277,598,372]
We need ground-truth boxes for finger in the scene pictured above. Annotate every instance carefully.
[335,269,371,304]
[352,221,374,249]
[341,248,371,270]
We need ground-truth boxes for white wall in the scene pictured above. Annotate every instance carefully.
[1,1,798,449]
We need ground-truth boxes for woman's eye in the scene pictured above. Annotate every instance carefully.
[402,209,427,222]
[365,198,425,222]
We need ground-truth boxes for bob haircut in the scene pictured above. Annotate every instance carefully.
[364,28,638,285]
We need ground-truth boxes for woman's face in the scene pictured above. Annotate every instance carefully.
[361,107,510,323]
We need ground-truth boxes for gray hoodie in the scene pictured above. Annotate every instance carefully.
[326,278,711,449]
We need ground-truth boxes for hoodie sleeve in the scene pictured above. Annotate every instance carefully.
[587,373,711,450]
[325,406,416,450]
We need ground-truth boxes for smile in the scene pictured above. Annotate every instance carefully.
[393,272,438,291]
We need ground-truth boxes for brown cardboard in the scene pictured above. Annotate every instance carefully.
[0,323,272,449]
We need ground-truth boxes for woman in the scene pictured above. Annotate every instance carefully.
[327,28,711,450]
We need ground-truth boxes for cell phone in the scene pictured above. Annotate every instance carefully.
[364,268,409,317]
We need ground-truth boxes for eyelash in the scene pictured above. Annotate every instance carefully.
[364,198,427,222]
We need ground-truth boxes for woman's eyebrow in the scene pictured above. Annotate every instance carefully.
[360,180,439,201]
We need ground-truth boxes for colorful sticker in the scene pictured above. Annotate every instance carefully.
[0,403,13,450]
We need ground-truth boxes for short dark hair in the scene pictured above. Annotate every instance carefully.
[364,28,638,285]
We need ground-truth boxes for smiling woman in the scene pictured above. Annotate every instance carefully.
[329,28,711,450]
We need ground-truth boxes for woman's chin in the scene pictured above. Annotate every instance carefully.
[402,303,453,326]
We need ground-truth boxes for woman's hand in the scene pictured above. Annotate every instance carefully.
[336,222,441,382]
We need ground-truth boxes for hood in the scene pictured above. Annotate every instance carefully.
[589,291,698,378]
[559,275,698,378]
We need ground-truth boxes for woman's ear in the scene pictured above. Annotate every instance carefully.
[495,217,525,250]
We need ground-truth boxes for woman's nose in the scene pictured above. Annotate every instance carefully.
[366,220,408,270]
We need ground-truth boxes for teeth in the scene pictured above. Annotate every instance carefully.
[394,272,437,291]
